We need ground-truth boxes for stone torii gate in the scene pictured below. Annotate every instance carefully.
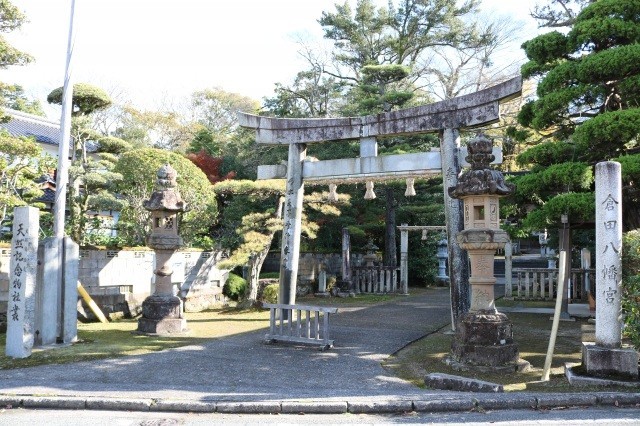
[238,77,521,324]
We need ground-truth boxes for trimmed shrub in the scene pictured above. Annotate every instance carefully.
[261,283,279,304]
[223,273,247,301]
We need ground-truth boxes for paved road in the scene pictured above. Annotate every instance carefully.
[0,288,452,402]
[1,287,638,416]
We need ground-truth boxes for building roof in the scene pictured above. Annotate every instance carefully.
[1,108,60,146]
[38,187,56,205]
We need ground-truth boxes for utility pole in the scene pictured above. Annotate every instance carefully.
[53,0,77,237]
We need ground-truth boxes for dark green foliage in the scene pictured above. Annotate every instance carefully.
[616,154,640,182]
[259,272,279,279]
[97,136,132,155]
[518,0,640,139]
[223,273,248,301]
[516,0,640,233]
[188,128,219,157]
[522,192,594,229]
[521,31,568,71]
[622,230,640,349]
[569,0,640,48]
[47,83,112,116]
[573,109,640,161]
[516,140,578,167]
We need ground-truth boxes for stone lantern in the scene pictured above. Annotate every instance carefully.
[447,134,528,371]
[362,240,379,267]
[137,164,187,335]
[436,235,449,285]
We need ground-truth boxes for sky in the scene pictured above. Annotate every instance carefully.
[2,0,542,119]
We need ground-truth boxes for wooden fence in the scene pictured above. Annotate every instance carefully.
[351,266,399,294]
[506,268,595,301]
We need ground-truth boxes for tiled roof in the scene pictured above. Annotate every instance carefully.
[1,108,60,145]
[38,187,56,204]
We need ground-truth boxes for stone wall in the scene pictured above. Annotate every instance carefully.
[0,248,229,319]
[262,252,364,285]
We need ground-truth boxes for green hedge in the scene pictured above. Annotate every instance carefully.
[223,273,247,301]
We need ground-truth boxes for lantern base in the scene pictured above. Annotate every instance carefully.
[449,310,528,372]
[137,295,187,335]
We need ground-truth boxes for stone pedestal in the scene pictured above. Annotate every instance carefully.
[137,295,186,335]
[449,310,525,371]
[582,343,639,380]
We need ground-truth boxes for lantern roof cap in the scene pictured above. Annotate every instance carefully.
[143,164,186,212]
[448,134,515,198]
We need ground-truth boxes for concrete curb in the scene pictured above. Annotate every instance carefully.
[1,393,639,414]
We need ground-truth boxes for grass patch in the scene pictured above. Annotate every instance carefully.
[384,311,638,392]
[0,307,270,370]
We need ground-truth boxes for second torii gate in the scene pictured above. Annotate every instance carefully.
[238,77,521,324]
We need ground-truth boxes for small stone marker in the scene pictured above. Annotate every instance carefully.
[318,269,327,293]
[5,206,39,358]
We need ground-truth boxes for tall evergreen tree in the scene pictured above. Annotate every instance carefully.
[515,0,640,231]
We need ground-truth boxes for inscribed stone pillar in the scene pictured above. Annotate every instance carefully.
[400,226,409,295]
[279,142,306,305]
[6,206,39,358]
[440,128,469,324]
[582,161,638,379]
[595,161,623,347]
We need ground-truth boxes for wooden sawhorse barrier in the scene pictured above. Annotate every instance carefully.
[263,303,338,350]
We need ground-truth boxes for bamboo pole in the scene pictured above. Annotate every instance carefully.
[77,281,108,324]
[541,251,567,381]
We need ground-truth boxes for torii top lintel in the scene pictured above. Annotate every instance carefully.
[238,77,522,145]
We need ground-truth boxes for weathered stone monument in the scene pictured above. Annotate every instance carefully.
[238,77,521,324]
[581,161,638,379]
[5,206,78,357]
[137,164,188,335]
[5,206,39,358]
[447,134,527,371]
